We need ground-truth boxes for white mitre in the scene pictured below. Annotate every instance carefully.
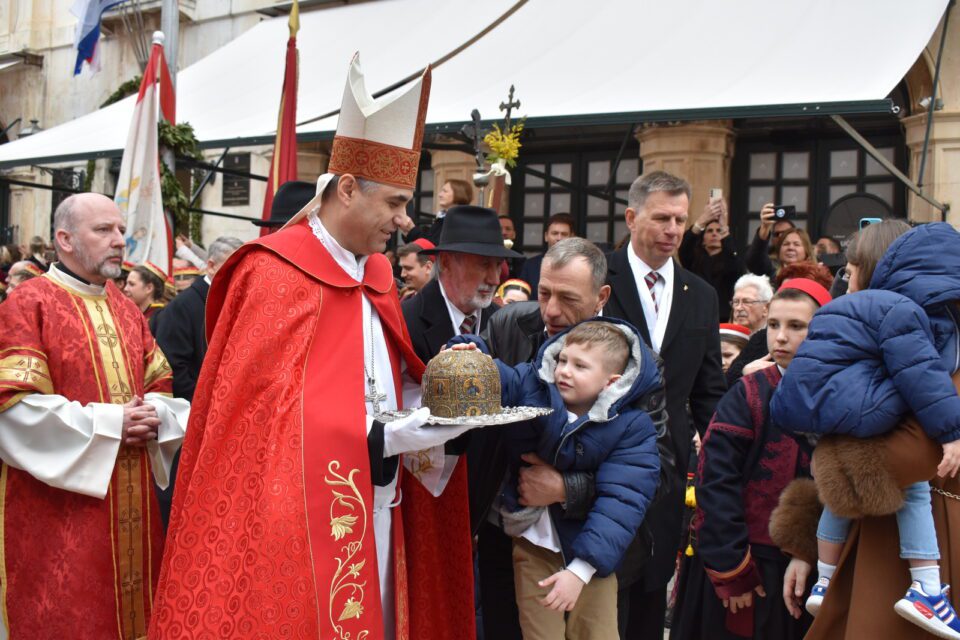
[283,53,431,229]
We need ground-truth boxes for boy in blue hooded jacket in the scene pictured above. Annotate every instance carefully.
[772,222,960,639]
[452,317,660,639]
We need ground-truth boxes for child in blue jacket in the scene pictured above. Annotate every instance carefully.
[454,317,660,639]
[772,222,960,639]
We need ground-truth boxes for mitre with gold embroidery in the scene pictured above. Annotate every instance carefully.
[284,53,431,228]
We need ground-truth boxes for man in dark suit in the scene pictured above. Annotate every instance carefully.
[402,205,521,363]
[604,171,726,638]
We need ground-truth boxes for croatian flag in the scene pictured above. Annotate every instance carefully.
[116,33,176,275]
[71,0,126,75]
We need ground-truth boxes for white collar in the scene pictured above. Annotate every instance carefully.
[627,243,674,283]
[203,275,212,285]
[48,263,107,297]
[438,278,479,335]
[308,214,369,282]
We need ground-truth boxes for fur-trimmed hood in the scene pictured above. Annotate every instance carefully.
[532,316,661,423]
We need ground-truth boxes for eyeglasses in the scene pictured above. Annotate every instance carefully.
[730,298,765,308]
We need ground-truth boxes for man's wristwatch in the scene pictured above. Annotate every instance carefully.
[692,222,704,233]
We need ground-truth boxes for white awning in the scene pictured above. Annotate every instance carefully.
[0,0,948,169]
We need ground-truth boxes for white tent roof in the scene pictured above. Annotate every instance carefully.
[0,0,948,168]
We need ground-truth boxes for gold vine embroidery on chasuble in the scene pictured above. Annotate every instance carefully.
[325,461,370,640]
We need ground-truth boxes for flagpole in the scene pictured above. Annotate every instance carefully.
[160,0,178,91]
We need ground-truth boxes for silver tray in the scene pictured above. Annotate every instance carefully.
[376,406,553,426]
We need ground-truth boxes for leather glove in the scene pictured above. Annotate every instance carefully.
[381,407,485,458]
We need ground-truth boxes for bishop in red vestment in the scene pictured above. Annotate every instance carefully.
[0,194,189,639]
[151,56,476,640]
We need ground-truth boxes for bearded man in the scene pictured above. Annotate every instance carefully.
[0,192,188,639]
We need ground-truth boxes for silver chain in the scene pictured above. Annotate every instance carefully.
[932,486,960,502]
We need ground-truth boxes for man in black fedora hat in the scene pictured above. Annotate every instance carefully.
[402,205,522,363]
[251,180,315,233]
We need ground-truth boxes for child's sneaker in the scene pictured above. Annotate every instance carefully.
[894,582,960,640]
[805,576,830,617]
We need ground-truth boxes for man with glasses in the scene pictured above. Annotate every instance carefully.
[729,273,774,333]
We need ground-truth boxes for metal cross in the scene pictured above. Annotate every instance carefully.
[499,85,521,131]
[366,377,387,414]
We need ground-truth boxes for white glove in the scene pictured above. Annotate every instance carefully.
[381,407,483,458]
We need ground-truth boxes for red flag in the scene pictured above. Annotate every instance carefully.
[260,3,300,235]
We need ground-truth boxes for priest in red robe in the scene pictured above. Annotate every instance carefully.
[151,54,478,640]
[0,193,189,639]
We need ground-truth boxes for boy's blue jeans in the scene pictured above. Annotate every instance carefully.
[816,481,940,560]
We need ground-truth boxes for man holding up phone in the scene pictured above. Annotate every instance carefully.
[679,189,745,322]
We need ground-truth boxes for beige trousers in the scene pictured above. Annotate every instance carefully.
[512,537,620,639]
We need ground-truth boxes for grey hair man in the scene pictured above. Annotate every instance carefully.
[604,170,726,637]
[0,192,188,638]
[731,273,774,333]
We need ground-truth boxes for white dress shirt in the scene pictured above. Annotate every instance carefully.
[626,244,675,354]
[438,279,482,336]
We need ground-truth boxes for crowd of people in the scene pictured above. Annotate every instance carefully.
[0,53,958,640]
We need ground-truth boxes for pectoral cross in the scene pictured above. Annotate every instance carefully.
[366,376,387,414]
[499,85,521,131]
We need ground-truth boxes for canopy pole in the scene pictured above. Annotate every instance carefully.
[189,147,230,207]
[830,114,948,216]
[917,0,953,198]
[604,123,637,196]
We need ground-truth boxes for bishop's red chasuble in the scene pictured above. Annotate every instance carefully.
[0,274,172,639]
[151,221,474,639]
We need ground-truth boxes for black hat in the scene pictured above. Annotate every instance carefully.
[421,206,523,258]
[252,180,316,228]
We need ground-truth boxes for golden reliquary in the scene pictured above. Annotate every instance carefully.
[422,349,502,418]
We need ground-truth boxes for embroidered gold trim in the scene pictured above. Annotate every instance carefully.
[142,345,172,392]
[325,461,370,639]
[79,297,147,636]
[0,353,53,395]
[0,392,28,413]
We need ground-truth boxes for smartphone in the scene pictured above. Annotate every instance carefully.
[859,217,883,230]
[773,205,796,220]
[709,188,723,202]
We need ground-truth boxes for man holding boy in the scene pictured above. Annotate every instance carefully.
[471,237,613,638]
[454,317,661,639]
